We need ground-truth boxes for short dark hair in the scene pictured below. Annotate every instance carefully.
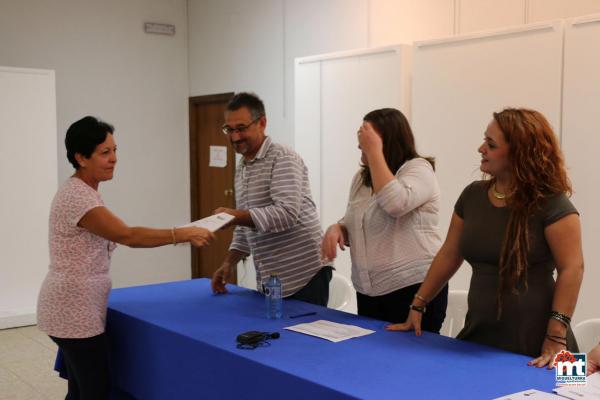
[226,92,266,120]
[65,116,114,169]
[361,108,434,188]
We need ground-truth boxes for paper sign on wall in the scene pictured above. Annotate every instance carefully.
[209,145,227,168]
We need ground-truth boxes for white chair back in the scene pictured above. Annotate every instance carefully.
[328,273,354,311]
[440,290,468,338]
[573,318,600,353]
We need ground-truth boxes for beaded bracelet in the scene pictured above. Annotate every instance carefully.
[549,311,571,327]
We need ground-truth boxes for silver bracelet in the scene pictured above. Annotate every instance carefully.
[414,293,428,304]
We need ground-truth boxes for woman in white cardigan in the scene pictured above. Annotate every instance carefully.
[321,108,447,332]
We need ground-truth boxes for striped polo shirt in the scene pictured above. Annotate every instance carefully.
[229,136,324,297]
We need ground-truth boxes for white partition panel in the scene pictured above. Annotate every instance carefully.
[295,46,412,313]
[412,21,564,291]
[320,51,410,226]
[0,66,57,329]
[294,61,322,212]
[561,14,600,323]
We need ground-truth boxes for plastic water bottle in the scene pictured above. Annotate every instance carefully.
[265,274,283,319]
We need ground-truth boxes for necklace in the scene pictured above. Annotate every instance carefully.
[492,183,507,200]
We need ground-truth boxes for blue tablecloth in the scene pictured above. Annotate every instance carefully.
[58,278,556,399]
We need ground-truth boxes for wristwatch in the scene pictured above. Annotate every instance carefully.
[409,304,426,313]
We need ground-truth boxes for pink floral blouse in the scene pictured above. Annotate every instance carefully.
[37,177,117,338]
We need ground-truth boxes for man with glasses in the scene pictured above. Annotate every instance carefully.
[211,92,332,306]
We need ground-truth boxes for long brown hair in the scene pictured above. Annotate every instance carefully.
[492,108,571,317]
[361,108,434,187]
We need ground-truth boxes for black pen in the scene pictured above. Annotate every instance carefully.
[289,312,317,319]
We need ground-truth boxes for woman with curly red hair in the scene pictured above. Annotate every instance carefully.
[387,108,583,368]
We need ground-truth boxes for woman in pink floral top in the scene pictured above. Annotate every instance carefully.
[37,116,214,399]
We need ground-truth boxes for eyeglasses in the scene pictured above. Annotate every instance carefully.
[222,117,261,135]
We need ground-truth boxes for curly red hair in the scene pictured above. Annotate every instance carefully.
[492,108,571,317]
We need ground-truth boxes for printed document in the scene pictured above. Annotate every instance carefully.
[285,320,375,342]
[493,389,564,399]
[554,372,600,399]
[495,373,600,400]
[180,212,234,232]
[209,145,227,168]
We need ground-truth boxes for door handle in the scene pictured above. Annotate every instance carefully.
[224,189,234,197]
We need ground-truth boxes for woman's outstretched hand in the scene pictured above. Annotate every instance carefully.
[386,310,424,336]
[528,337,567,369]
[184,227,215,248]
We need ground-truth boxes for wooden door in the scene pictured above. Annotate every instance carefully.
[189,93,236,282]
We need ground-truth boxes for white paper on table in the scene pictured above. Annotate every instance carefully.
[209,145,227,168]
[284,320,375,343]
[493,389,564,399]
[553,372,600,399]
[180,212,234,232]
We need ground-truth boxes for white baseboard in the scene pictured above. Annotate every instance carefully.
[0,311,36,329]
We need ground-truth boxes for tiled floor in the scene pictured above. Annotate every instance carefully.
[0,326,67,400]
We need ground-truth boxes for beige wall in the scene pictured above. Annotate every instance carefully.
[0,0,192,288]
[188,0,600,147]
